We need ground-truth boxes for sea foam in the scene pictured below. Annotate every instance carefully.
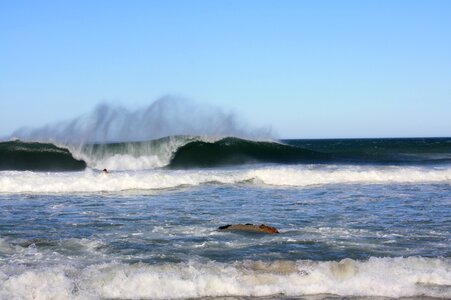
[0,257,450,299]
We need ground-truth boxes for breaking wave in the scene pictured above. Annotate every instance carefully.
[0,137,330,171]
[1,165,450,194]
[168,137,329,168]
[2,136,450,172]
[0,257,449,299]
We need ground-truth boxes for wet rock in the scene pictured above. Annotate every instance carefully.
[218,223,279,234]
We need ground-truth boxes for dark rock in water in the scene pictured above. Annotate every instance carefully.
[218,223,279,234]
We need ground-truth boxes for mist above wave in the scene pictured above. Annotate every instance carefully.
[10,96,272,144]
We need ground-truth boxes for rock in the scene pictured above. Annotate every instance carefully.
[218,223,279,234]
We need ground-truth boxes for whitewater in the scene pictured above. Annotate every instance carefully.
[0,135,450,299]
[1,165,451,194]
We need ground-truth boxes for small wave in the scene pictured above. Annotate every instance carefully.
[0,257,449,299]
[1,165,450,194]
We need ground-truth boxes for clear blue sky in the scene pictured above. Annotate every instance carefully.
[1,0,450,138]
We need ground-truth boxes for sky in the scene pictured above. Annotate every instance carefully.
[1,0,450,139]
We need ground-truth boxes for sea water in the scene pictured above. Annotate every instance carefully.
[0,138,450,299]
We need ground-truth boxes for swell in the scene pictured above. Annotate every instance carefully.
[285,137,451,165]
[0,140,86,171]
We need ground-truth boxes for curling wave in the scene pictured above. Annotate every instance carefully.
[168,137,330,168]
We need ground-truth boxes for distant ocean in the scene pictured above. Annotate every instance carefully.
[0,137,450,299]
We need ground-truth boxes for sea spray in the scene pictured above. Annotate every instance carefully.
[10,96,273,144]
[8,97,273,170]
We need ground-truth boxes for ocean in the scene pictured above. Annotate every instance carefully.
[0,137,450,299]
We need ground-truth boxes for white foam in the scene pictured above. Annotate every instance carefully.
[0,269,75,300]
[0,257,449,299]
[1,165,450,194]
[69,135,220,171]
[88,154,166,170]
[251,165,451,186]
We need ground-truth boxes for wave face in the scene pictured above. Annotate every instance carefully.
[168,137,330,168]
[0,141,86,171]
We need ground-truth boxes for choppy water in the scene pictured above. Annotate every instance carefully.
[1,171,450,299]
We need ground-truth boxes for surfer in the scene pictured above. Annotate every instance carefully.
[102,168,108,174]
